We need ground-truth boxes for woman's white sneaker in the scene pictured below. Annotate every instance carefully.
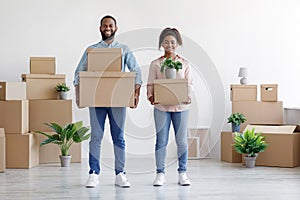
[85,173,99,188]
[115,172,131,188]
[178,173,191,186]
[153,173,166,186]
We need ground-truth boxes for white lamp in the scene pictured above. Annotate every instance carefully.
[238,67,248,85]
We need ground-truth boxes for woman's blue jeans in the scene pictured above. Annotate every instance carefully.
[88,107,126,175]
[154,108,189,174]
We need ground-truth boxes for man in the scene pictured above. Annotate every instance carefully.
[73,15,142,188]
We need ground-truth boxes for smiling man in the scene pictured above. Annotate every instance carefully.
[73,15,142,188]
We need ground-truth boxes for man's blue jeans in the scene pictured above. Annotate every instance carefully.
[88,107,126,175]
[154,108,189,174]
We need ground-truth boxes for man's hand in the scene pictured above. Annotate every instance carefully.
[130,84,141,109]
[75,85,84,109]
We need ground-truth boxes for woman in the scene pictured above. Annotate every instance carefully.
[147,28,193,186]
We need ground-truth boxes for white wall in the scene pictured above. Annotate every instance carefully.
[1,0,300,160]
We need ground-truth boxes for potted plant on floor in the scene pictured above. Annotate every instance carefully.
[233,128,268,168]
[35,121,91,167]
[56,83,70,100]
[160,57,182,79]
[227,112,246,132]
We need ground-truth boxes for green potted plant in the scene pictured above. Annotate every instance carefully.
[35,121,91,167]
[160,57,182,79]
[233,128,268,168]
[56,83,70,100]
[227,112,246,132]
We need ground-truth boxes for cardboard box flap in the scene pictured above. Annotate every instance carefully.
[245,124,300,134]
[0,128,4,136]
[79,71,136,78]
[30,57,55,61]
[230,84,257,89]
[21,74,65,80]
[154,79,188,84]
[87,48,122,54]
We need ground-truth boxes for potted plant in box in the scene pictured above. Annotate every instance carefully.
[35,121,91,167]
[56,83,70,100]
[160,57,182,79]
[227,112,246,132]
[233,128,268,168]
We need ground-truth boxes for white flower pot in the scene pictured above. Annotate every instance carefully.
[58,92,68,100]
[165,68,176,79]
[59,155,72,167]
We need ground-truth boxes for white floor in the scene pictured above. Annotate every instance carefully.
[1,158,300,200]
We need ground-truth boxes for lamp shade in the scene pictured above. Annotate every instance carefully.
[238,67,248,77]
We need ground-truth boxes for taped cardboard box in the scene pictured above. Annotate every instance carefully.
[260,84,278,102]
[79,71,135,107]
[232,101,283,131]
[244,124,300,167]
[0,128,5,172]
[0,82,26,100]
[87,48,122,72]
[0,100,28,134]
[29,100,72,132]
[37,133,81,164]
[230,84,257,101]
[221,132,242,163]
[6,133,39,169]
[154,79,188,105]
[188,137,200,159]
[189,128,211,158]
[21,74,65,100]
[30,57,56,75]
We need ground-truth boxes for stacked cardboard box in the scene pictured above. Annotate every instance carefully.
[79,48,136,107]
[0,128,5,172]
[188,128,210,159]
[221,84,283,163]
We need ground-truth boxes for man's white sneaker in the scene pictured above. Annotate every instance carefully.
[178,173,191,186]
[153,173,166,186]
[85,173,99,188]
[115,172,131,188]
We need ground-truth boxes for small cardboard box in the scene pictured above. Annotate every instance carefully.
[6,133,39,169]
[29,100,72,132]
[189,128,210,158]
[244,124,300,167]
[230,84,257,101]
[232,101,283,131]
[21,74,65,100]
[79,71,135,107]
[284,107,300,124]
[0,128,5,172]
[0,100,28,134]
[30,57,56,75]
[154,79,188,105]
[87,48,122,72]
[37,133,81,164]
[261,84,278,102]
[188,137,200,159]
[221,132,242,163]
[0,82,26,100]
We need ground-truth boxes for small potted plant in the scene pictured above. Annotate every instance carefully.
[233,128,268,168]
[56,83,70,100]
[35,121,91,167]
[227,112,246,132]
[160,57,182,79]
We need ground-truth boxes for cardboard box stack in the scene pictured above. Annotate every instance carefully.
[188,128,210,159]
[221,84,283,163]
[0,128,5,172]
[79,48,136,107]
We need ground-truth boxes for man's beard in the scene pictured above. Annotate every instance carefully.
[101,30,116,41]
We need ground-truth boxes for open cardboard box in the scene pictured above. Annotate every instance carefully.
[244,124,300,167]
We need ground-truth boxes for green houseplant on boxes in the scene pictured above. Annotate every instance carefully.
[36,121,91,167]
[233,128,268,168]
[227,112,246,132]
[160,57,182,79]
[56,83,70,100]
